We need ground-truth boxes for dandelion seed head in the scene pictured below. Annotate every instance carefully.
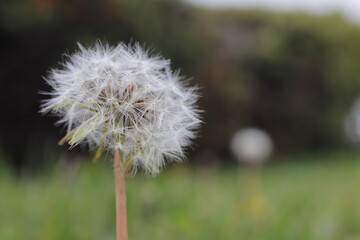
[41,42,201,175]
[231,128,273,164]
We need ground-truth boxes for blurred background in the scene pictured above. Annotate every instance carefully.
[2,0,360,239]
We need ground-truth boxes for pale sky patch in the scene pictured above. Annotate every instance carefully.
[184,0,360,24]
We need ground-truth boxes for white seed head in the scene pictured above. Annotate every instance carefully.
[231,128,273,164]
[344,97,360,143]
[41,42,201,175]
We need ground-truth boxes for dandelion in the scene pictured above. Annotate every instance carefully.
[229,128,273,224]
[230,128,273,164]
[41,42,201,240]
[344,97,360,144]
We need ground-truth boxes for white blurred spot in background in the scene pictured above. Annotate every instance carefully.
[344,98,360,143]
[231,128,274,164]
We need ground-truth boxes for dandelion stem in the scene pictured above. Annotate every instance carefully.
[114,149,128,240]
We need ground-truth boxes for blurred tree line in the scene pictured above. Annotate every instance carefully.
[1,0,360,169]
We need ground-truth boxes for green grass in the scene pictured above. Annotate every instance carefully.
[1,152,360,240]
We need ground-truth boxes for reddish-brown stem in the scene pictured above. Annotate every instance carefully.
[114,149,128,240]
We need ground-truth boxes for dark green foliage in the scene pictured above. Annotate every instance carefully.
[194,10,360,155]
[1,1,360,167]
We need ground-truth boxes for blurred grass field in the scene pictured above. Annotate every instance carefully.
[1,152,360,240]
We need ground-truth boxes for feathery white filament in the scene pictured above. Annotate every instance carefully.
[41,42,201,175]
